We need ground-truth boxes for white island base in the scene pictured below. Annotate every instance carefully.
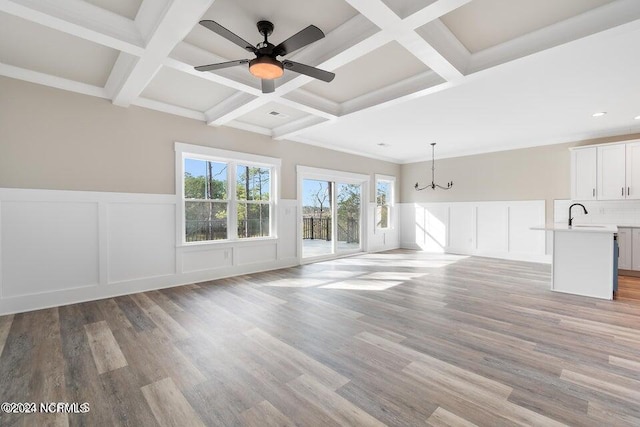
[532,224,617,300]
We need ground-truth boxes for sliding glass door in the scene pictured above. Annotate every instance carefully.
[302,179,332,258]
[336,183,361,253]
[301,177,362,260]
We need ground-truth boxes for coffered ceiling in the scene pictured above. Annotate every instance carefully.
[1,0,639,163]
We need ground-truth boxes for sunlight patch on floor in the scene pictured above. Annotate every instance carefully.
[260,278,330,288]
[359,271,428,281]
[305,270,367,279]
[319,279,403,291]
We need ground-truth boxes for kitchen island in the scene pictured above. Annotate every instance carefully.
[531,223,618,300]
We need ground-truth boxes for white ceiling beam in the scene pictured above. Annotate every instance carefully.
[132,97,206,121]
[110,0,214,107]
[0,0,144,55]
[226,121,272,137]
[395,30,464,81]
[276,76,452,141]
[343,0,464,81]
[0,62,109,98]
[204,92,257,124]
[341,70,445,115]
[272,116,331,140]
[276,98,337,121]
[104,53,138,98]
[415,19,470,76]
[403,0,473,29]
[280,90,340,119]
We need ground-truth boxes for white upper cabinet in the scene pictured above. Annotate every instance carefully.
[571,139,640,201]
[597,144,626,200]
[571,147,597,200]
[626,141,640,199]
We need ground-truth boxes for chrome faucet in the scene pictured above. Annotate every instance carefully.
[568,203,588,227]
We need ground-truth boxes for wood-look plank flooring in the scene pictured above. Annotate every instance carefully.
[1,250,640,426]
[618,275,640,302]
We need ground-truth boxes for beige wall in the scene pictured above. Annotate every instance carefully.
[401,132,640,224]
[0,77,400,200]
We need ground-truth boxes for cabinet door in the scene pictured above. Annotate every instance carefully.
[597,144,626,200]
[618,228,632,270]
[633,229,640,271]
[571,148,597,200]
[626,141,640,199]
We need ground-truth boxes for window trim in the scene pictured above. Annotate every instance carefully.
[375,174,395,232]
[175,142,281,246]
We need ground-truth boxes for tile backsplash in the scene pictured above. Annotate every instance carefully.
[554,200,640,226]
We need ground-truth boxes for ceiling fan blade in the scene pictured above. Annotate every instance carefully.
[194,59,249,72]
[282,60,335,82]
[261,79,275,94]
[273,25,324,57]
[199,20,256,53]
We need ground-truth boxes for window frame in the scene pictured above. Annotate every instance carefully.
[175,143,280,246]
[375,174,395,232]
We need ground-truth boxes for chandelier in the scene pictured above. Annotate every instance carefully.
[415,143,453,191]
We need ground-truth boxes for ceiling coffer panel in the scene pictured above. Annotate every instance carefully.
[440,0,616,53]
[140,67,237,112]
[300,41,430,104]
[0,13,119,86]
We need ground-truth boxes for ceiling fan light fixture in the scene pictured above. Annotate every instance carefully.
[249,56,284,80]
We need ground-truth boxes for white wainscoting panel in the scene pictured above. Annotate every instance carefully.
[237,242,278,266]
[449,204,475,253]
[0,190,300,315]
[1,200,99,297]
[277,200,298,260]
[476,205,508,254]
[108,203,176,284]
[509,202,546,254]
[181,247,232,273]
[400,200,547,263]
[423,204,448,252]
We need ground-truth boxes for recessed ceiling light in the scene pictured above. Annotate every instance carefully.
[592,112,607,117]
[635,115,640,120]
[377,143,389,147]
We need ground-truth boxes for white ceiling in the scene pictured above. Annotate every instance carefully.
[1,0,639,164]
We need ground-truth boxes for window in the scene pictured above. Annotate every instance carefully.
[184,158,228,241]
[176,143,279,244]
[236,165,271,239]
[375,174,395,230]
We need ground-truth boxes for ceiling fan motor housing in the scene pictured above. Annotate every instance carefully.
[257,20,274,39]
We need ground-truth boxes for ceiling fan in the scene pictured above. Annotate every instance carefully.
[194,20,336,94]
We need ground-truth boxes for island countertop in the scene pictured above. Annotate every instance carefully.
[531,223,618,233]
